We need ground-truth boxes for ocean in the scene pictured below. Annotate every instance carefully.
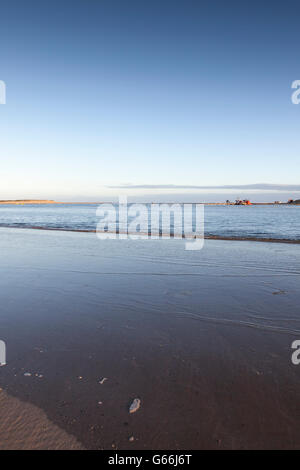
[0,203,299,241]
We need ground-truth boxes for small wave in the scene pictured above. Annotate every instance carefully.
[0,224,299,244]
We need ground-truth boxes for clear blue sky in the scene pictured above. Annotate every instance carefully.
[0,0,300,201]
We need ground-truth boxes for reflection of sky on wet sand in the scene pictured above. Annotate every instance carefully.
[0,228,299,449]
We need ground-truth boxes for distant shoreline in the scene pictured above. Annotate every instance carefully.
[0,200,299,206]
[0,200,57,204]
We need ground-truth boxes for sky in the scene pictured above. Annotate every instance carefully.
[0,0,300,202]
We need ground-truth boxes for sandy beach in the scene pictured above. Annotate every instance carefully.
[0,227,299,449]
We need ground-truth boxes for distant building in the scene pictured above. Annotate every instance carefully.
[235,199,252,206]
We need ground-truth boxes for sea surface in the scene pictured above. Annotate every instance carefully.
[0,203,299,241]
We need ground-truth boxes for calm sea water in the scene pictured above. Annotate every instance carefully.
[0,203,299,240]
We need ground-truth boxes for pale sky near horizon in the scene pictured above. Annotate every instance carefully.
[0,0,300,202]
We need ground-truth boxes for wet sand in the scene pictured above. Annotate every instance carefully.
[0,228,299,449]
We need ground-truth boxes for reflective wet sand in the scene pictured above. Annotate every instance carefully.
[0,228,299,449]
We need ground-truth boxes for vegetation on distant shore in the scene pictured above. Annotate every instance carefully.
[288,199,300,205]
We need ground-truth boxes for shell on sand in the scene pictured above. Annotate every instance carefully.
[129,398,141,414]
